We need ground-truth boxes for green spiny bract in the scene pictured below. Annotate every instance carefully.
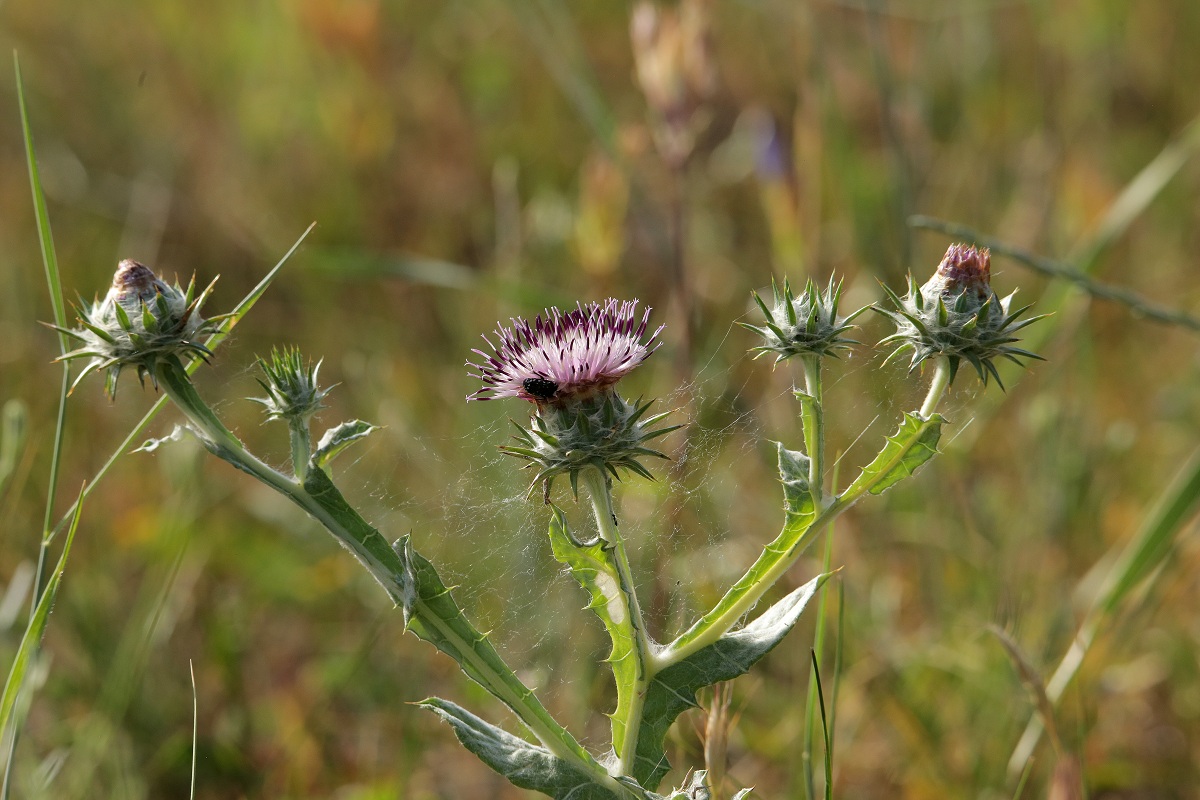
[877,243,1044,387]
[54,260,219,398]
[250,347,331,424]
[740,276,865,363]
[503,392,679,497]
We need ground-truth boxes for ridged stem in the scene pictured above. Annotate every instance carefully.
[580,467,654,777]
[919,359,952,419]
[288,418,311,480]
[801,355,825,507]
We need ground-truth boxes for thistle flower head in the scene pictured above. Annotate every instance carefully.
[467,299,663,404]
[740,276,864,363]
[250,347,331,424]
[55,260,219,398]
[877,244,1044,387]
[467,299,677,493]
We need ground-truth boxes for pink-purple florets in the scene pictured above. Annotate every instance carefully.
[467,299,663,403]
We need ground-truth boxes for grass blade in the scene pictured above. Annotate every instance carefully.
[189,660,197,800]
[0,401,29,498]
[16,51,72,603]
[16,54,67,333]
[13,55,75,800]
[1007,448,1200,777]
[0,483,84,764]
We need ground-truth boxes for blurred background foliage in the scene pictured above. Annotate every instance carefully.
[2,1,1200,798]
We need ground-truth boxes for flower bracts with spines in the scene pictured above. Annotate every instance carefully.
[740,276,865,363]
[877,244,1044,387]
[250,346,332,424]
[54,260,219,398]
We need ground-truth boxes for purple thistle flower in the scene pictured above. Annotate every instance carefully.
[467,299,664,404]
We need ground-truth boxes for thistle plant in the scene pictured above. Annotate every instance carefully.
[740,276,864,363]
[54,243,1040,799]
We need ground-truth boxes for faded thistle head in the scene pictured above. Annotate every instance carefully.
[250,347,331,424]
[467,299,678,494]
[55,260,219,398]
[630,0,715,168]
[741,276,865,363]
[877,244,1044,387]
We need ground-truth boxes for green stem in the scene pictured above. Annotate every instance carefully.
[667,359,952,669]
[663,504,838,667]
[919,359,952,419]
[157,360,295,497]
[580,468,654,777]
[288,418,311,480]
[801,356,825,507]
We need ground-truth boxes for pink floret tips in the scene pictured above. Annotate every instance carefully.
[466,299,663,404]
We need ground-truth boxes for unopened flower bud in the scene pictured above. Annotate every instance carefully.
[55,260,219,398]
[112,259,169,304]
[250,347,331,424]
[740,276,864,363]
[878,244,1044,386]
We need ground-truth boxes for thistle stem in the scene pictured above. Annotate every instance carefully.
[662,504,838,666]
[580,467,654,777]
[288,418,311,480]
[919,359,952,419]
[801,355,825,506]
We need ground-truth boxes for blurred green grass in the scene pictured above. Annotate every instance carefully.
[2,1,1200,797]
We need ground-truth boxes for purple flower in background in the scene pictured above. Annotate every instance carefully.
[467,299,663,404]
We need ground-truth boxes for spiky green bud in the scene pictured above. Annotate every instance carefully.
[54,260,219,398]
[740,276,864,363]
[877,244,1044,387]
[250,347,331,424]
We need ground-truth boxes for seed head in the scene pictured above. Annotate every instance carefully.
[54,260,219,398]
[877,244,1044,387]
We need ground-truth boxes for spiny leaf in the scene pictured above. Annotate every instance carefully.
[776,442,816,528]
[843,412,943,498]
[312,420,379,469]
[420,698,641,800]
[631,574,831,789]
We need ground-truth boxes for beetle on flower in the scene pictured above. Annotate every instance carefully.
[467,298,678,495]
